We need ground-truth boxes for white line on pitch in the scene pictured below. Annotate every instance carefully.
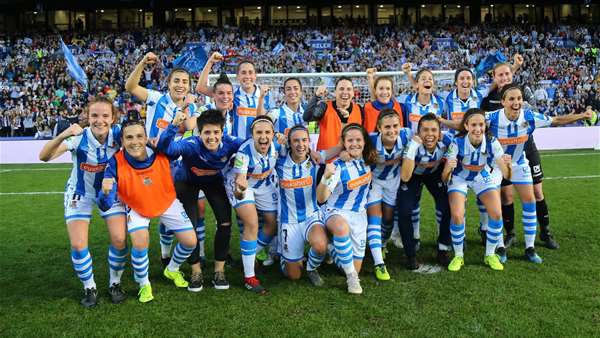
[0,168,71,173]
[0,191,63,195]
[544,175,600,180]
[542,152,600,157]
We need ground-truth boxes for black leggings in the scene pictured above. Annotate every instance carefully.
[396,168,451,257]
[175,178,232,264]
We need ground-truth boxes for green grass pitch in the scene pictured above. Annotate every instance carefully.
[1,150,599,337]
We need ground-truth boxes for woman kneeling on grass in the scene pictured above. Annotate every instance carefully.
[317,123,377,294]
[98,119,197,303]
[441,108,511,272]
[39,96,127,308]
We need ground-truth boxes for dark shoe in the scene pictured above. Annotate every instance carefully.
[187,272,204,292]
[161,256,171,268]
[108,283,127,304]
[244,276,268,295]
[525,247,543,264]
[212,271,230,290]
[496,247,507,263]
[504,233,516,248]
[540,232,559,250]
[478,227,487,246]
[437,250,451,267]
[307,269,324,287]
[80,288,98,308]
[405,256,420,270]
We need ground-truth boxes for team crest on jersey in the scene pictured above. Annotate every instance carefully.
[305,161,312,170]
[143,177,153,185]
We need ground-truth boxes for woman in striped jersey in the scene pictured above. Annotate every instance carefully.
[483,85,591,263]
[225,115,281,294]
[441,108,511,271]
[365,109,412,281]
[399,64,446,249]
[317,123,378,294]
[267,77,306,135]
[39,97,127,308]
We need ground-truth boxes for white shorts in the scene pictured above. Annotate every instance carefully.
[278,212,324,262]
[448,174,498,197]
[64,190,126,222]
[322,207,367,260]
[366,176,400,208]
[491,167,503,187]
[127,199,194,233]
[510,162,533,185]
[225,177,278,212]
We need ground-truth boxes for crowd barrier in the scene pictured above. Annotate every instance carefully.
[1,126,599,164]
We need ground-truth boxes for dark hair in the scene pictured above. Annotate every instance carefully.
[376,108,401,128]
[286,124,309,148]
[167,67,191,84]
[455,108,491,139]
[283,77,303,90]
[341,123,377,166]
[417,113,440,133]
[415,68,433,83]
[500,83,523,100]
[250,115,274,131]
[213,73,233,91]
[335,76,353,89]
[237,60,256,73]
[374,76,394,92]
[197,109,225,132]
[454,68,474,84]
[121,118,146,135]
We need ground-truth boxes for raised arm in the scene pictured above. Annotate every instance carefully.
[125,52,158,102]
[402,63,416,91]
[401,136,421,182]
[39,124,83,161]
[316,163,337,203]
[303,85,328,122]
[156,112,191,157]
[256,85,271,116]
[366,68,377,101]
[550,109,593,126]
[196,52,223,97]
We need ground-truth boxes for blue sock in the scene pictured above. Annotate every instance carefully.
[240,239,257,278]
[131,247,149,286]
[333,235,354,274]
[450,222,465,257]
[108,245,128,286]
[71,248,95,289]
[522,202,537,249]
[167,243,195,271]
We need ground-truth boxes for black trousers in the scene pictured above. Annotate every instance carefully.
[396,168,451,258]
[175,177,232,264]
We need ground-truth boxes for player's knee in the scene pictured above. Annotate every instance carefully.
[286,264,302,280]
[533,187,544,201]
[111,237,127,250]
[70,240,87,251]
[450,214,464,225]
[312,240,328,256]
[488,210,502,220]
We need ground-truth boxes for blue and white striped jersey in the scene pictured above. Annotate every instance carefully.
[405,133,453,175]
[63,126,121,198]
[398,93,445,134]
[444,89,483,135]
[445,135,504,181]
[145,89,198,139]
[369,128,412,181]
[486,108,552,165]
[276,153,319,224]
[324,159,372,212]
[230,137,279,191]
[269,103,305,134]
[232,85,274,139]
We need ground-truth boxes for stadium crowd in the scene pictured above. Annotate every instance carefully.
[1,23,599,138]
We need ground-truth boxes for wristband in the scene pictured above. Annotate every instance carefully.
[320,175,333,187]
[405,141,420,159]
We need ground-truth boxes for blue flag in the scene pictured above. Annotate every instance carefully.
[272,42,284,55]
[475,51,507,77]
[60,38,88,90]
[172,43,208,74]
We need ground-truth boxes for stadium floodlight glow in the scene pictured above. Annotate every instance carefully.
[33,11,38,15]
[188,8,192,11]
[257,6,261,9]
[421,4,426,8]
[490,4,494,7]
[207,9,212,12]
[297,6,301,9]
[379,5,384,8]
[355,5,360,8]
[526,4,529,8]
[337,5,342,9]
[100,9,104,13]
[138,9,142,12]
[174,8,178,12]
[457,5,461,8]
